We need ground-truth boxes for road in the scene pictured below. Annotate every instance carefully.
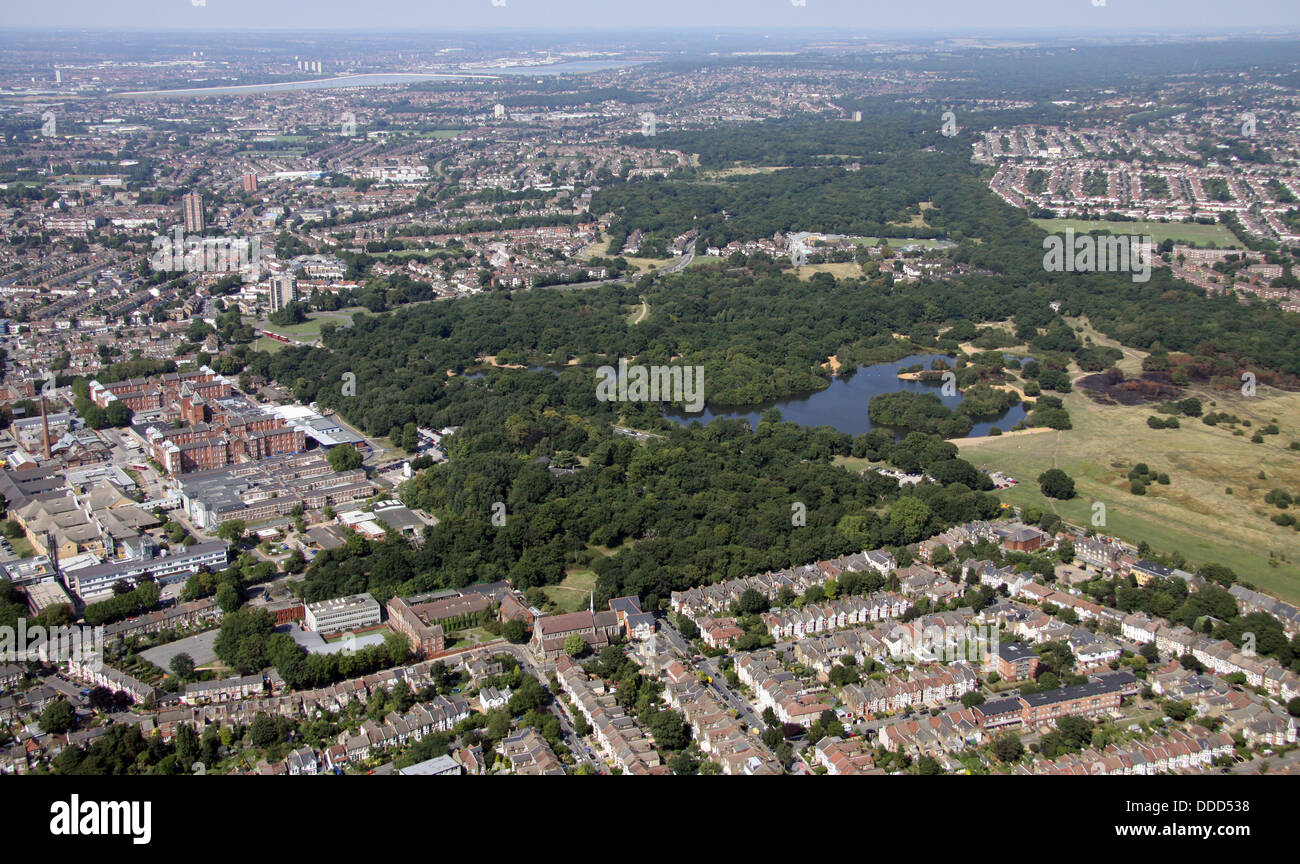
[491,644,605,774]
[41,673,88,706]
[657,615,764,730]
[1228,748,1300,775]
[662,244,696,274]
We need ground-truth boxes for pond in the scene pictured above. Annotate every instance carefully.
[663,353,1028,438]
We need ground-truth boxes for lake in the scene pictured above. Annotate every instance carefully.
[466,354,1030,439]
[663,353,1028,438]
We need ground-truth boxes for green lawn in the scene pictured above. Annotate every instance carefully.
[258,318,327,339]
[1032,218,1242,249]
[255,308,369,341]
[252,336,287,353]
[851,236,952,249]
[545,569,598,612]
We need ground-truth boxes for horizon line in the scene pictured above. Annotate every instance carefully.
[4,25,1300,35]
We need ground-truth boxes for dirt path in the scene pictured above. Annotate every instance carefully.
[952,427,1057,447]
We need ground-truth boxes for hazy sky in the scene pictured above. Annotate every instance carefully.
[4,0,1299,32]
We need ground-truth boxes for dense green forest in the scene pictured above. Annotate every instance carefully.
[242,104,1300,611]
[300,406,1002,609]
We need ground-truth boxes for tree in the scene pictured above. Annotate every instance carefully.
[170,653,196,680]
[328,445,363,472]
[502,619,528,644]
[39,699,75,734]
[87,686,118,712]
[217,519,247,544]
[669,751,699,775]
[564,634,587,658]
[507,676,545,715]
[105,401,132,427]
[992,732,1023,763]
[735,588,769,616]
[215,583,242,614]
[646,709,690,751]
[1037,468,1076,500]
[485,710,511,744]
[1165,700,1194,722]
[249,713,279,748]
[960,691,986,709]
[916,755,943,775]
[1056,715,1093,750]
[214,607,276,673]
[888,496,933,544]
[1288,697,1300,718]
[175,724,200,768]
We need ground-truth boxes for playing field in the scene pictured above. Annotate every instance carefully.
[252,336,287,354]
[255,307,369,341]
[851,236,953,249]
[1031,218,1242,249]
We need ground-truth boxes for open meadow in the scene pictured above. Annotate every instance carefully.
[959,381,1300,601]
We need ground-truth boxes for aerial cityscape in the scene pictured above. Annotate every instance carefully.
[1,0,1299,823]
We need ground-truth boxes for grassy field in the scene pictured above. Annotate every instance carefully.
[1063,316,1148,376]
[252,336,287,354]
[255,319,326,340]
[699,165,789,180]
[254,307,370,341]
[958,382,1300,601]
[545,568,599,612]
[851,236,952,249]
[887,202,936,229]
[1031,218,1242,249]
[622,255,675,272]
[833,455,878,474]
